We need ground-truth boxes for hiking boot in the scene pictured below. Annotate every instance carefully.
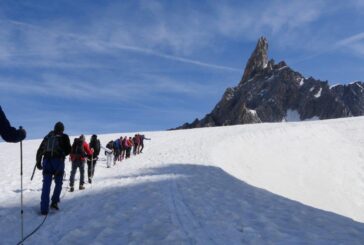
[41,210,48,216]
[79,185,85,190]
[69,186,74,192]
[50,202,59,210]
[88,178,92,184]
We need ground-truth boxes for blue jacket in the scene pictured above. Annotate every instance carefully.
[0,106,25,142]
[113,139,121,150]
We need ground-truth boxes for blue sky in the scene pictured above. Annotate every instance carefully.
[0,0,364,139]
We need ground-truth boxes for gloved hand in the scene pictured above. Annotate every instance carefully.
[36,161,43,170]
[18,127,26,141]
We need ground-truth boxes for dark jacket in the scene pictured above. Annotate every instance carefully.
[89,138,101,158]
[0,106,26,142]
[36,131,71,164]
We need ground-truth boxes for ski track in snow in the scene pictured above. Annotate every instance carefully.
[1,117,364,244]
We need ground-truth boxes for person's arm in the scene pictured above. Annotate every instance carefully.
[101,145,112,154]
[0,106,26,142]
[36,138,46,169]
[83,142,94,156]
[63,135,71,156]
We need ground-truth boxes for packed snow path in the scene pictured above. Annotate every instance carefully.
[1,116,364,244]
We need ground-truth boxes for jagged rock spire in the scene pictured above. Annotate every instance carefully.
[176,37,364,130]
[241,36,269,83]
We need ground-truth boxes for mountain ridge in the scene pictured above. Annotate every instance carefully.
[177,37,364,129]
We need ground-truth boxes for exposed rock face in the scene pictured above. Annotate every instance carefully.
[241,37,269,83]
[176,37,364,129]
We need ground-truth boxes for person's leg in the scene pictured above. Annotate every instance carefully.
[113,151,117,165]
[127,148,131,158]
[69,162,77,187]
[51,159,64,204]
[87,159,92,179]
[91,159,97,177]
[40,159,53,214]
[121,149,125,160]
[79,161,85,188]
[40,174,52,214]
[107,154,112,167]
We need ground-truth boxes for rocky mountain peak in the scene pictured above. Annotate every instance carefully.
[176,37,364,130]
[241,36,269,83]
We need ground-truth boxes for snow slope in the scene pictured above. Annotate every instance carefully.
[1,117,364,244]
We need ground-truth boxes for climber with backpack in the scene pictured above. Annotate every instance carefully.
[87,134,101,184]
[139,134,151,153]
[69,134,93,192]
[132,134,140,155]
[125,137,133,159]
[35,122,71,215]
[113,138,121,165]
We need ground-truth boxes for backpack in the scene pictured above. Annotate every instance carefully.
[126,139,132,148]
[122,139,127,148]
[113,140,120,150]
[106,140,114,150]
[90,139,101,157]
[71,138,86,160]
[43,132,63,157]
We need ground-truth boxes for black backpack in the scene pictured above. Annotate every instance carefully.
[43,132,63,157]
[71,138,86,160]
[90,139,101,157]
[106,140,113,150]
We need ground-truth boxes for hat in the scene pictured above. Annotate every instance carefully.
[54,122,64,133]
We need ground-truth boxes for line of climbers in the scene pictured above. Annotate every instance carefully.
[35,121,150,215]
[104,134,150,167]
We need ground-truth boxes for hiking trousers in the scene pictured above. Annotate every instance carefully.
[69,160,85,187]
[87,158,97,179]
[106,153,112,167]
[41,158,65,213]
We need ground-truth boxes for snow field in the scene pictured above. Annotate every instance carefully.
[1,117,364,244]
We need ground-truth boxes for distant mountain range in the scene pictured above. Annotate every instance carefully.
[177,37,364,129]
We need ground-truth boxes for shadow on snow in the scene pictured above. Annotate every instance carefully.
[2,164,364,244]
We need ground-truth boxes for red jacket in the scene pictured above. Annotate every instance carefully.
[70,141,94,161]
[82,141,94,160]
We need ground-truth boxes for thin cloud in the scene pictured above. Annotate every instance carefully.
[335,32,364,55]
[214,1,324,39]
[1,19,240,72]
[336,32,364,47]
[0,72,221,102]
[0,1,330,71]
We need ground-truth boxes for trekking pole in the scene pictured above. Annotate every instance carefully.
[20,128,24,245]
[91,155,94,189]
[30,162,37,181]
